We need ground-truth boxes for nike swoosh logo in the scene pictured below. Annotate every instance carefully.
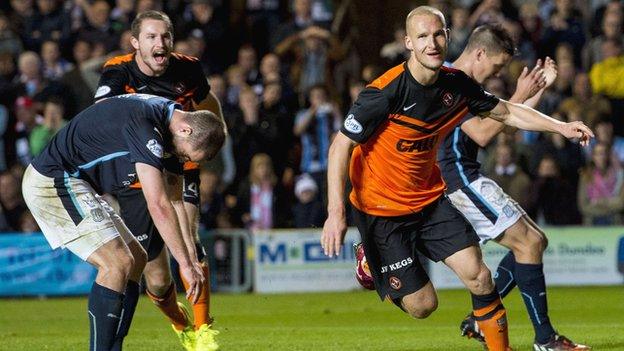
[403,103,417,111]
[137,86,147,91]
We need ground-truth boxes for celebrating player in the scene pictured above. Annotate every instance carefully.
[94,11,225,351]
[321,6,592,351]
[22,94,225,351]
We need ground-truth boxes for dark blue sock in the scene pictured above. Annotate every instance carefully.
[111,280,140,351]
[515,262,556,344]
[88,282,124,351]
[494,251,517,298]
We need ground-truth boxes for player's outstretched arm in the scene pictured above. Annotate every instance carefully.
[165,172,200,266]
[136,162,204,303]
[484,100,594,146]
[321,132,357,257]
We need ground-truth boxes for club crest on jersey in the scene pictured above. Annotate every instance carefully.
[174,82,186,94]
[442,92,454,107]
[344,114,363,134]
[146,139,163,158]
[389,276,402,290]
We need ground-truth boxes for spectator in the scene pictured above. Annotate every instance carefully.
[578,142,624,225]
[260,80,293,179]
[0,170,27,232]
[59,39,95,115]
[380,25,409,66]
[15,51,44,97]
[271,0,328,51]
[110,0,136,30]
[76,0,120,53]
[23,0,71,51]
[29,97,65,156]
[447,7,471,62]
[540,0,586,67]
[517,2,542,63]
[584,10,623,70]
[40,40,73,81]
[489,143,532,209]
[587,116,624,164]
[557,72,612,128]
[530,154,581,224]
[292,173,325,228]
[0,11,23,57]
[225,64,245,107]
[276,25,345,99]
[8,0,35,38]
[236,44,261,87]
[199,168,227,231]
[178,0,228,74]
[293,84,341,202]
[13,96,42,166]
[230,87,279,185]
[589,39,624,99]
[231,153,290,229]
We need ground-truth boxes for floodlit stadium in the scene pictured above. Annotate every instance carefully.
[1,0,624,350]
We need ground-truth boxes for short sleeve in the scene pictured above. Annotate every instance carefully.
[192,61,210,105]
[95,65,129,101]
[340,87,390,143]
[462,76,499,115]
[123,117,165,171]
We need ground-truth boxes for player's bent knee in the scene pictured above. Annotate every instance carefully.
[466,266,493,295]
[403,298,438,319]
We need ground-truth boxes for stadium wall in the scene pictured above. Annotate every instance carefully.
[1,227,623,296]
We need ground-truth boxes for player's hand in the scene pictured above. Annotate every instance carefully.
[515,60,546,101]
[180,263,204,304]
[560,121,594,146]
[542,56,557,88]
[321,211,348,257]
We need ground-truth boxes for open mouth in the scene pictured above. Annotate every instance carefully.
[153,51,168,65]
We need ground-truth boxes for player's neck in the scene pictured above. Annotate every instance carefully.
[407,57,439,85]
[452,53,475,80]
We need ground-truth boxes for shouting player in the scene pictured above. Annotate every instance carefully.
[22,94,224,351]
[321,6,592,351]
[94,11,225,351]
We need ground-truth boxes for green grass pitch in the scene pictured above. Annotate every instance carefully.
[0,286,622,350]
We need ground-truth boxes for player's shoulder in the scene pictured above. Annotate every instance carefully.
[367,63,406,91]
[440,66,480,89]
[103,53,135,68]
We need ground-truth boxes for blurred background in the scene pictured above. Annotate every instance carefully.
[0,0,623,297]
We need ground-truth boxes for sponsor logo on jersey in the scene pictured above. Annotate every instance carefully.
[136,233,148,242]
[381,256,413,273]
[396,135,439,153]
[344,114,363,134]
[94,85,111,98]
[146,139,163,158]
[402,102,417,111]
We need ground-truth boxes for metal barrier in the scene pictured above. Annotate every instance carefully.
[200,229,253,293]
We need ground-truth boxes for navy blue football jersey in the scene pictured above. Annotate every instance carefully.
[32,94,184,194]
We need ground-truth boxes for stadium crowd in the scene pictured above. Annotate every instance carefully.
[0,0,623,234]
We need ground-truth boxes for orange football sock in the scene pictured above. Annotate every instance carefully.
[473,299,511,351]
[146,283,188,331]
[180,263,212,329]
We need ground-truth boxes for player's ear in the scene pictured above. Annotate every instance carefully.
[476,48,486,62]
[131,36,140,51]
[405,35,413,51]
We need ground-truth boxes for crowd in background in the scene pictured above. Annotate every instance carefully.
[0,0,623,234]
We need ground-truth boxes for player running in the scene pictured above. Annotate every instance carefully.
[22,94,224,351]
[94,10,225,351]
[355,24,591,351]
[322,6,592,351]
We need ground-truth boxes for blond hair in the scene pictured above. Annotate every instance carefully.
[406,6,446,31]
